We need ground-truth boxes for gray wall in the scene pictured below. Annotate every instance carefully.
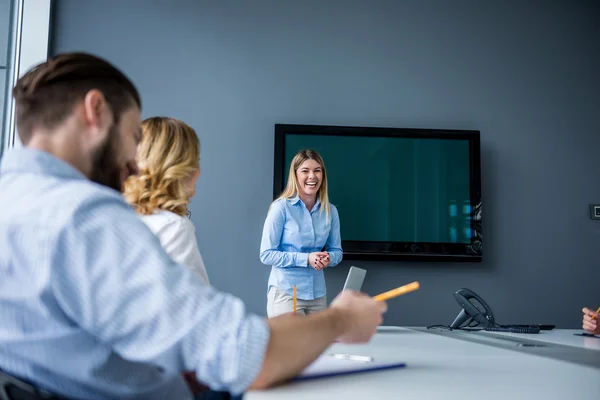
[51,0,600,328]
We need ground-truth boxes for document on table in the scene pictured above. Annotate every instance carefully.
[293,353,406,381]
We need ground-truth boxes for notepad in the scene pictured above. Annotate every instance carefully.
[293,354,406,381]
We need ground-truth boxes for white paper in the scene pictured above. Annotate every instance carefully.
[297,354,404,379]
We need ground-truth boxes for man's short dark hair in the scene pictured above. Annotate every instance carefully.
[12,52,142,144]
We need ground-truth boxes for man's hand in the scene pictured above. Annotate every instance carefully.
[582,307,600,334]
[308,252,328,270]
[330,290,387,343]
[250,290,386,391]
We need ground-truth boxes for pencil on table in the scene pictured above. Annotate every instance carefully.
[293,285,297,313]
[373,281,420,302]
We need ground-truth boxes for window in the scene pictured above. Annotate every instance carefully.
[0,0,51,158]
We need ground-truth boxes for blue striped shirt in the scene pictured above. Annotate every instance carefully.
[0,148,269,399]
[259,197,343,300]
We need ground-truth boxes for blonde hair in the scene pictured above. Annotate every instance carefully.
[276,149,331,222]
[123,117,200,217]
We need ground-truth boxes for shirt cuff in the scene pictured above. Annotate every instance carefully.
[295,252,309,267]
[231,315,270,395]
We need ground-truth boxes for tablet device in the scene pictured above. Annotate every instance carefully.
[342,266,367,291]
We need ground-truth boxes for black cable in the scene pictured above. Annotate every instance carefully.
[426,324,453,331]
[428,310,491,332]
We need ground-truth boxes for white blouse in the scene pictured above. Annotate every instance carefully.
[140,210,210,285]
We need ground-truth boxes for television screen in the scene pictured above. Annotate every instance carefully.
[273,124,482,262]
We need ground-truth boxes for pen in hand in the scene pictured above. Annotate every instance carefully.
[293,285,297,314]
[591,306,600,321]
[373,281,420,302]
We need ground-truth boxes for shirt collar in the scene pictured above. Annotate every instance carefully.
[288,195,302,205]
[0,147,87,181]
[288,195,321,210]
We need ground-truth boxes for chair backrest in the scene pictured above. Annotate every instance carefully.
[0,369,58,400]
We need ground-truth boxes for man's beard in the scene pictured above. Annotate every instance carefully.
[89,124,123,192]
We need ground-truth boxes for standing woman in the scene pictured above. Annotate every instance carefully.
[123,117,209,285]
[260,149,343,317]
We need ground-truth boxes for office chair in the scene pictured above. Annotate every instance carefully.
[0,369,62,400]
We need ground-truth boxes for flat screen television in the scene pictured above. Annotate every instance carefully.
[273,124,482,262]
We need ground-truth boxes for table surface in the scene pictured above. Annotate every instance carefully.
[244,327,600,400]
[479,328,600,350]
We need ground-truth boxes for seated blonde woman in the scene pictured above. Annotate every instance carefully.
[123,117,209,284]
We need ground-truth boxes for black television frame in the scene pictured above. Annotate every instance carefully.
[273,123,482,263]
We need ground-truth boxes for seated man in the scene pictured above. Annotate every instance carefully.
[0,52,386,400]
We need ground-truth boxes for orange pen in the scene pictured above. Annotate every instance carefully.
[591,306,600,321]
[293,285,297,313]
[373,281,420,302]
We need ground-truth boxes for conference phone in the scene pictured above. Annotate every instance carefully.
[449,288,552,334]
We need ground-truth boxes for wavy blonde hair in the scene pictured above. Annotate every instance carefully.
[123,117,200,217]
[276,149,331,223]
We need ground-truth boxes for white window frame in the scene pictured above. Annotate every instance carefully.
[1,0,51,154]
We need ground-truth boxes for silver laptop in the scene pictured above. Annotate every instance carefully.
[342,266,367,291]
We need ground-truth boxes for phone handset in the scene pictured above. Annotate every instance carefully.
[450,288,495,329]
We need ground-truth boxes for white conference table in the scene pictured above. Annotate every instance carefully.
[245,326,600,400]
[479,328,600,350]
